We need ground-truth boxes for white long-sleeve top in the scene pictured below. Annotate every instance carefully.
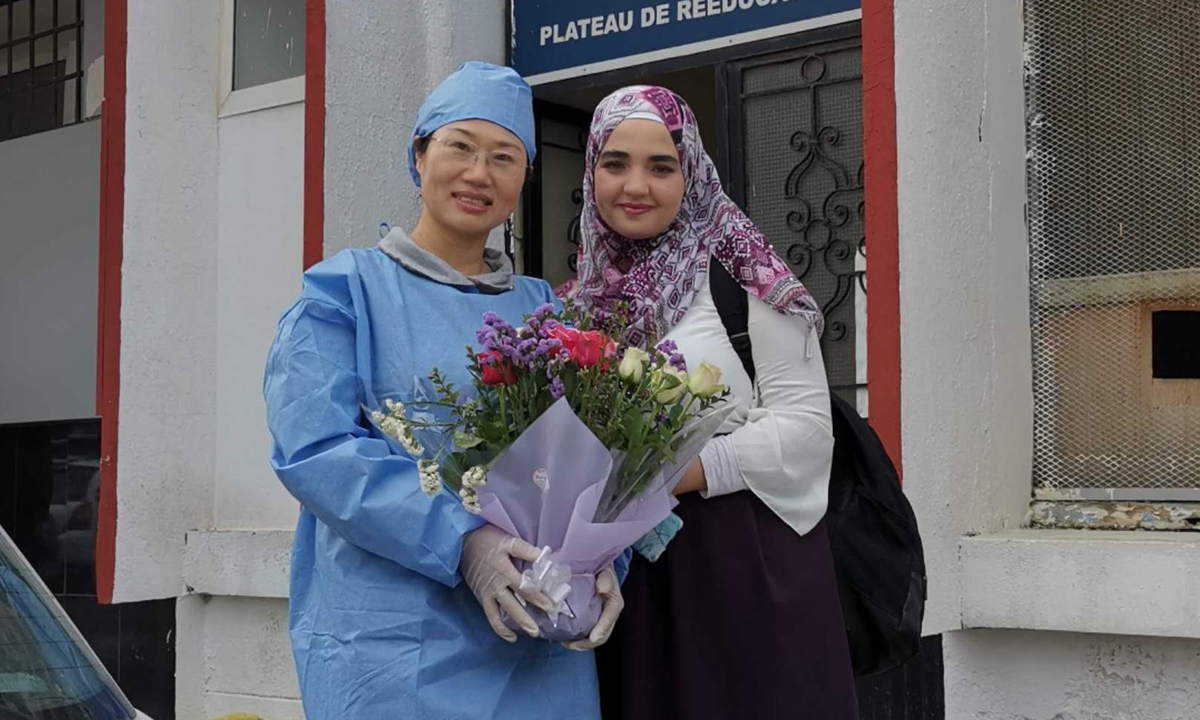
[663,276,834,537]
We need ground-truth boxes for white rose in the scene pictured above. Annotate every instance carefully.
[687,361,725,398]
[652,366,689,404]
[617,347,650,384]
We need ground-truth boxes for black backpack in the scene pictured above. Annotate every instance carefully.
[709,261,927,678]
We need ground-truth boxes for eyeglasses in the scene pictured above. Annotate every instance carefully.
[429,134,529,180]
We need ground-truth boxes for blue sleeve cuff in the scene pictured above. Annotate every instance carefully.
[630,512,684,563]
[614,547,633,585]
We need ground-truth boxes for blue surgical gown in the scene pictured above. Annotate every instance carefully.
[263,248,602,720]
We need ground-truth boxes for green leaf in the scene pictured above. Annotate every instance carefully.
[453,431,483,449]
[441,453,466,492]
[623,406,645,447]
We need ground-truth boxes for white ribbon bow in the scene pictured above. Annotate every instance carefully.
[518,547,574,626]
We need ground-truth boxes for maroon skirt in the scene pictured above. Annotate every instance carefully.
[596,491,859,720]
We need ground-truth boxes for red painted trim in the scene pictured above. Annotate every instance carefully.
[96,0,127,605]
[303,0,326,270]
[862,0,903,478]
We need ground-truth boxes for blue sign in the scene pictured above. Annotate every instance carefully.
[511,0,860,82]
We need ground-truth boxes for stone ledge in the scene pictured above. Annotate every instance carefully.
[960,530,1200,639]
[183,529,292,599]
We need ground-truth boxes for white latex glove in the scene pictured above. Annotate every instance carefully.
[461,525,555,642]
[564,563,624,651]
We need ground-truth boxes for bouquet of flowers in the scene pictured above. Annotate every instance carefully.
[367,301,733,640]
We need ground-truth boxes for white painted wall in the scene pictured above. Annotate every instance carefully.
[177,54,305,720]
[177,595,303,720]
[893,2,1200,718]
[0,120,100,424]
[945,629,1200,720]
[215,101,304,530]
[97,0,301,715]
[115,0,219,602]
[323,0,508,257]
[893,0,1032,635]
[960,531,1200,640]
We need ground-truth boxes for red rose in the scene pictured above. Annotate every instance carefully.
[477,351,517,385]
[549,325,580,353]
[572,331,607,368]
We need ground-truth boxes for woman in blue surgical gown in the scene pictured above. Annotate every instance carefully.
[263,62,624,720]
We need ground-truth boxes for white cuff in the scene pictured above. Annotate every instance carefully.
[698,435,748,498]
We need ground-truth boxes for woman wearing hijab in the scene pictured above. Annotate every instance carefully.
[263,62,623,720]
[572,86,859,719]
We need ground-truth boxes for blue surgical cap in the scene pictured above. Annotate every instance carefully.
[408,61,536,187]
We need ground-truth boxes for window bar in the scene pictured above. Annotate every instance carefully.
[29,68,81,89]
[28,69,80,90]
[73,0,81,122]
[0,21,84,53]
[53,0,59,126]
[5,0,13,138]
[28,0,36,132]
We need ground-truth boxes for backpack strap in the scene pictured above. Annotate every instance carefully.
[708,260,756,383]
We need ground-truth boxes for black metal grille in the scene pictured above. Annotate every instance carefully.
[730,37,865,407]
[0,0,84,143]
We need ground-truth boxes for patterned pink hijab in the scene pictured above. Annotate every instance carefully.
[568,85,823,347]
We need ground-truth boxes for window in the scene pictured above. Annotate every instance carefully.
[220,0,305,116]
[0,421,178,717]
[0,523,135,719]
[1026,0,1200,500]
[233,0,304,90]
[0,0,85,143]
[1151,311,1200,381]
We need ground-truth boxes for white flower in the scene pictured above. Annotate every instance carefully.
[375,412,405,440]
[617,347,649,384]
[462,465,488,489]
[372,401,422,455]
[687,361,725,398]
[651,366,689,404]
[418,460,442,496]
[398,427,424,457]
[459,487,482,515]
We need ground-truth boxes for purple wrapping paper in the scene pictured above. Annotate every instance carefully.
[475,397,729,641]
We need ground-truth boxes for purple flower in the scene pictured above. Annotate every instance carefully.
[539,318,561,337]
[550,377,565,400]
[655,339,679,356]
[514,338,539,367]
[669,353,687,372]
[476,312,519,352]
[475,327,499,349]
[536,338,563,358]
